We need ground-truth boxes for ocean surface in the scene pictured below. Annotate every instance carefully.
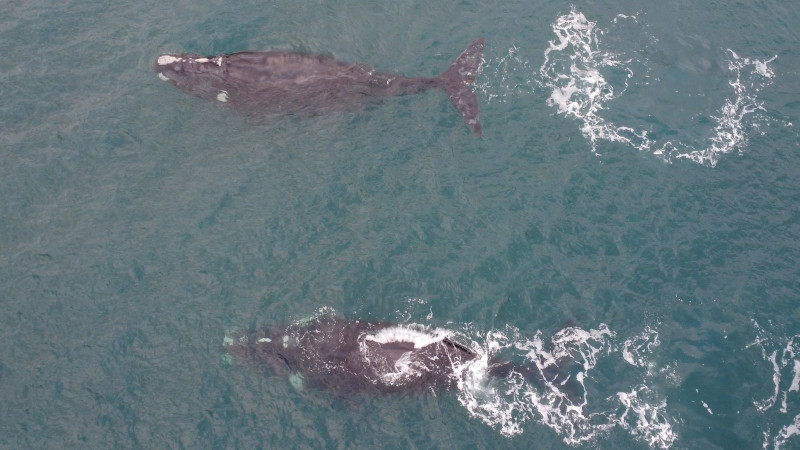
[2,0,799,448]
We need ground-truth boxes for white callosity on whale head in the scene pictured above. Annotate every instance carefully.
[190,57,222,66]
[216,90,229,103]
[157,54,182,66]
[157,54,222,67]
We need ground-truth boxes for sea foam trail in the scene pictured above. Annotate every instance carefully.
[454,323,676,448]
[536,9,777,167]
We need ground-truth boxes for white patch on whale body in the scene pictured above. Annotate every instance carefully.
[216,90,229,103]
[289,373,304,391]
[157,55,181,66]
[364,325,450,348]
[157,73,169,81]
[222,327,241,347]
[376,351,426,385]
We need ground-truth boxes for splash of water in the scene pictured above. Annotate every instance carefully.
[623,326,661,369]
[540,9,779,166]
[672,51,776,166]
[453,323,676,448]
[538,10,641,152]
[476,9,779,167]
[615,386,677,448]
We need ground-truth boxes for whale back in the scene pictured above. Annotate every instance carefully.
[225,316,477,393]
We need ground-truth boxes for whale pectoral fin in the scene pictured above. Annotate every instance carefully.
[440,38,485,136]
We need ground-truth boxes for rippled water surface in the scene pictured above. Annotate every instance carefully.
[2,1,800,448]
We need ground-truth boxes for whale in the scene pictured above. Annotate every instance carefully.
[155,39,485,135]
[224,316,577,395]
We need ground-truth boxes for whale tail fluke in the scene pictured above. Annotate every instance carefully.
[440,38,485,136]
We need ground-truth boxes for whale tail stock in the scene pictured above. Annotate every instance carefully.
[440,38,485,136]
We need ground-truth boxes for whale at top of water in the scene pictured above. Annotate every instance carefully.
[155,39,485,135]
[224,316,577,395]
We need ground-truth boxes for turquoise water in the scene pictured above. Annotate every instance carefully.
[2,0,799,448]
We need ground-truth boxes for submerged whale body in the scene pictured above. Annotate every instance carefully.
[225,316,574,395]
[155,39,485,135]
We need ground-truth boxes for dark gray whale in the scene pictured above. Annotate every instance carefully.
[224,316,576,395]
[156,39,485,135]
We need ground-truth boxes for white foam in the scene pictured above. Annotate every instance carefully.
[539,9,778,167]
[157,72,169,81]
[453,323,677,448]
[622,326,661,368]
[749,321,800,448]
[754,339,781,411]
[157,54,181,66]
[673,51,777,166]
[539,10,639,153]
[216,91,229,103]
[790,360,800,393]
[775,414,800,449]
[466,324,678,447]
[363,324,450,349]
[616,388,677,448]
[456,325,613,442]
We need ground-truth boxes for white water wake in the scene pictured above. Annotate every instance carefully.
[453,322,676,448]
[538,9,777,167]
[478,9,780,167]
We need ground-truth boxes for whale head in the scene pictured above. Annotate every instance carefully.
[155,53,230,103]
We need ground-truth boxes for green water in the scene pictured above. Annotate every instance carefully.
[2,0,800,448]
